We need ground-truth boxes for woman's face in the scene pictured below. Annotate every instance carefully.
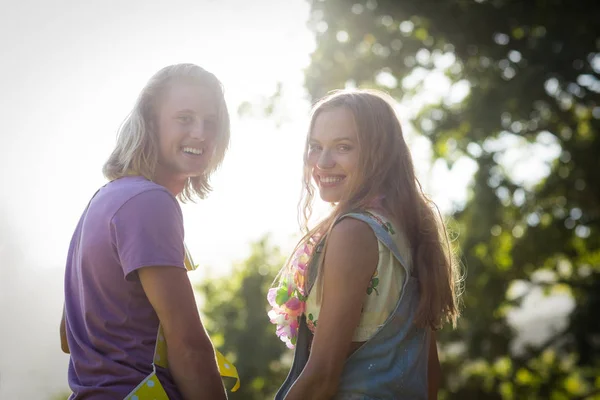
[307,107,360,203]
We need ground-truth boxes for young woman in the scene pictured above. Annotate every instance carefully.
[268,89,461,399]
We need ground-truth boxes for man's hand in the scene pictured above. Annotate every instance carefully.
[60,304,70,354]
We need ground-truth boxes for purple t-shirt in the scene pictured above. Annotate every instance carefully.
[64,176,186,399]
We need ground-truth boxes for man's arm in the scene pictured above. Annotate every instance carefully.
[113,189,226,399]
[60,304,70,354]
[428,331,441,399]
[138,265,227,400]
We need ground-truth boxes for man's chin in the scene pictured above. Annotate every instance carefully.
[180,166,209,179]
[185,172,206,179]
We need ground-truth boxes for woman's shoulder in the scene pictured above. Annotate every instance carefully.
[329,216,375,245]
[326,216,379,272]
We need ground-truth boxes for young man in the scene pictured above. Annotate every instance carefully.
[60,64,229,399]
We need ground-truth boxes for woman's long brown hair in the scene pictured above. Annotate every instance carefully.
[281,89,461,330]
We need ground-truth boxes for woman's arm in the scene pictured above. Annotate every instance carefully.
[284,218,379,400]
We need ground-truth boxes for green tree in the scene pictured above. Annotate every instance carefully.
[197,236,291,399]
[304,0,600,398]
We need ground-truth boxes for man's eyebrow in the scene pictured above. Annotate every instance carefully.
[175,109,218,119]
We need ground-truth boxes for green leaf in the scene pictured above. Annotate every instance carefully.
[275,286,290,305]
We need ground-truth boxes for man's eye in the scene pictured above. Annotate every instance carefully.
[178,115,193,124]
[204,119,217,130]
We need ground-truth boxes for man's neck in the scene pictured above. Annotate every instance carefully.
[153,170,186,197]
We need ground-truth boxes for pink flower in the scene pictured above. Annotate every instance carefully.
[267,288,278,307]
[293,245,311,270]
[294,275,305,296]
[276,324,288,338]
[283,297,305,318]
[268,309,285,325]
[289,318,299,338]
[267,234,322,349]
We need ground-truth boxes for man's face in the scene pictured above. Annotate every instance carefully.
[154,80,218,184]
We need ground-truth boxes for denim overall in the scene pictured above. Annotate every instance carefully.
[275,212,430,399]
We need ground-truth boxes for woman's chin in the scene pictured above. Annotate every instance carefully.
[318,193,342,204]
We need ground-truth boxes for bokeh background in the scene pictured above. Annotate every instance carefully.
[1,0,598,398]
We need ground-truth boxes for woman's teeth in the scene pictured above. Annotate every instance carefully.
[182,147,203,155]
[320,176,344,184]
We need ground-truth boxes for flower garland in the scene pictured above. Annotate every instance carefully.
[267,235,320,349]
[267,200,386,348]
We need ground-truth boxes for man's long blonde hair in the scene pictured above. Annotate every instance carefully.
[102,63,230,202]
[287,89,461,330]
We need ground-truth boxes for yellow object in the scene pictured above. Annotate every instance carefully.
[125,245,240,399]
[124,372,169,400]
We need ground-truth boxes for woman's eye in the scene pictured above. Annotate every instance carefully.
[338,144,352,152]
[309,144,322,152]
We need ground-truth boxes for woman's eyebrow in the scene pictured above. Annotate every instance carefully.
[332,137,354,142]
[309,136,354,143]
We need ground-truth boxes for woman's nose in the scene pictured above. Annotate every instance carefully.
[316,149,335,169]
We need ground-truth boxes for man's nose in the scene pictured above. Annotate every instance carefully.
[189,121,206,140]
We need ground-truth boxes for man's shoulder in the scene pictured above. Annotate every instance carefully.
[97,176,180,217]
[109,175,166,192]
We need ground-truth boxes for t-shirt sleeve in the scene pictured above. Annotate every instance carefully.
[111,189,186,279]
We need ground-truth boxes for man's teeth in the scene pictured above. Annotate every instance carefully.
[182,147,203,155]
[320,176,344,184]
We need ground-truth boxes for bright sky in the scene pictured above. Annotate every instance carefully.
[1,0,316,276]
[0,0,563,397]
[0,0,481,278]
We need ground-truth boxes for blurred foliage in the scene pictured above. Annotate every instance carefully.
[303,0,600,398]
[197,236,291,400]
[50,391,70,400]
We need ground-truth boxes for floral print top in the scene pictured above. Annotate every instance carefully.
[304,210,411,342]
